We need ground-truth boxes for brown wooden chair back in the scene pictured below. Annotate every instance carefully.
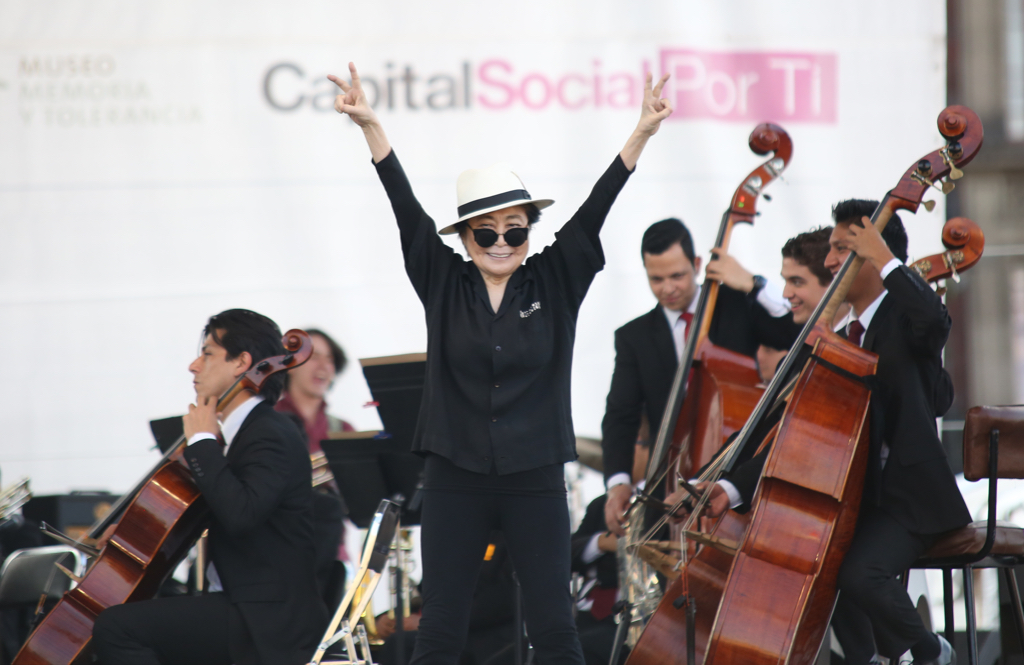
[963,405,1024,481]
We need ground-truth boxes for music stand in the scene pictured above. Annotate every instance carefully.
[149,416,184,454]
[320,434,420,528]
[319,352,427,527]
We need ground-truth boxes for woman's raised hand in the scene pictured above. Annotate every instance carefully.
[637,73,673,136]
[618,72,672,170]
[328,62,377,127]
[328,62,392,163]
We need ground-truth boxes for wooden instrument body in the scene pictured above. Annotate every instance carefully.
[627,329,876,665]
[673,340,765,484]
[14,448,208,665]
[704,330,875,664]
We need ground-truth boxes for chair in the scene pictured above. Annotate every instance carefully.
[911,405,1024,665]
[0,545,88,606]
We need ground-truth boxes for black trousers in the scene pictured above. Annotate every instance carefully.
[410,490,585,665]
[93,593,238,665]
[832,507,937,664]
[576,612,626,665]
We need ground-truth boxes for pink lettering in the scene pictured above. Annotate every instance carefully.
[606,72,636,109]
[659,49,837,123]
[520,73,552,110]
[477,59,516,109]
[556,73,588,110]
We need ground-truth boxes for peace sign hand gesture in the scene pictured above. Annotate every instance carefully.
[328,62,392,162]
[619,72,672,170]
[328,62,378,128]
[636,73,673,137]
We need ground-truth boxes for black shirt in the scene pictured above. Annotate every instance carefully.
[375,150,633,475]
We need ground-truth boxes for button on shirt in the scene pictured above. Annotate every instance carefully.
[375,150,633,475]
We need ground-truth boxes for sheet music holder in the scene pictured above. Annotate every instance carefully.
[360,352,426,451]
[320,352,427,527]
[149,416,184,454]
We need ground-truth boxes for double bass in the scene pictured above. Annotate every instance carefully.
[13,330,313,665]
[619,124,793,640]
[626,105,984,664]
[908,216,985,294]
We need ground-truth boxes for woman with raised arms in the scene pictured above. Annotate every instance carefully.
[328,62,671,664]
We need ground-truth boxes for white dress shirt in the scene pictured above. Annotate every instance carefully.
[717,258,903,508]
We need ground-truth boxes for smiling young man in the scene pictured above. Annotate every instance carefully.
[93,309,327,665]
[601,218,802,533]
[694,202,966,665]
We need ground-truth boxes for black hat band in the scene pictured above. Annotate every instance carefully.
[457,189,531,218]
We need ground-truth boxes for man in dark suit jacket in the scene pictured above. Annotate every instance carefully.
[93,309,328,665]
[602,218,802,534]
[703,202,968,665]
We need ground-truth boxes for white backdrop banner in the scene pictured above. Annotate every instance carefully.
[0,1,948,494]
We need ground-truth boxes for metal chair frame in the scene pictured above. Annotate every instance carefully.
[0,545,88,607]
[911,428,1024,665]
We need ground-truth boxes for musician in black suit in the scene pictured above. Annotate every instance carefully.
[602,218,802,533]
[703,202,968,665]
[93,309,328,665]
[571,493,626,665]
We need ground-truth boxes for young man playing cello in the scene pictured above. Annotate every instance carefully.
[93,309,328,665]
[692,201,966,665]
[602,218,801,534]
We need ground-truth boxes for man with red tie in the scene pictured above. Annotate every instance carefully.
[601,218,801,534]
[693,201,965,665]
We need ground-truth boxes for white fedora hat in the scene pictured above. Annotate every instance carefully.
[438,162,554,235]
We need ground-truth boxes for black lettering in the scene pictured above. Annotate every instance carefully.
[311,75,338,112]
[263,63,305,111]
[426,74,456,110]
[402,66,418,110]
[385,62,395,110]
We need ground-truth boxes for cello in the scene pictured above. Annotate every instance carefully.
[626,105,984,665]
[619,123,793,641]
[13,330,313,665]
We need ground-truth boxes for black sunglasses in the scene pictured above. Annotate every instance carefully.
[472,227,530,248]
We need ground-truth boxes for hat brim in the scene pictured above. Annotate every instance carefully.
[438,198,555,235]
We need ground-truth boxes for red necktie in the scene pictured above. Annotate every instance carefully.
[679,312,694,327]
[847,320,866,347]
[587,586,618,621]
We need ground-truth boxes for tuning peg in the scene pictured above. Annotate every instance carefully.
[942,142,965,180]
[922,200,937,212]
[939,146,964,180]
[912,169,955,195]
